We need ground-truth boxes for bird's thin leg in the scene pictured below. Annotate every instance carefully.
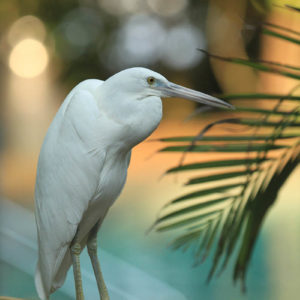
[87,224,110,300]
[70,238,85,300]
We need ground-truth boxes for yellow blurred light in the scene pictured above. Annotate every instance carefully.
[7,15,47,46]
[9,38,49,78]
[147,0,187,17]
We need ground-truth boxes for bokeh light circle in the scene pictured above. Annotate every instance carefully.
[8,15,47,46]
[103,15,165,69]
[162,24,205,70]
[9,38,49,78]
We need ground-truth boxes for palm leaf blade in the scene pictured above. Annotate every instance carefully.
[221,93,300,100]
[262,28,300,45]
[160,144,289,153]
[156,210,222,232]
[172,183,243,203]
[186,170,256,185]
[156,196,232,224]
[166,158,270,173]
[159,134,299,143]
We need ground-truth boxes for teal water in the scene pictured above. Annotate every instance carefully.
[1,167,299,300]
[100,203,269,300]
[99,166,300,300]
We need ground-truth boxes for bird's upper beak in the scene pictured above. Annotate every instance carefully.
[159,82,234,110]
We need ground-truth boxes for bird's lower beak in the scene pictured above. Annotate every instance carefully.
[161,82,234,110]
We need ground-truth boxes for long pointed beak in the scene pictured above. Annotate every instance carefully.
[160,82,234,110]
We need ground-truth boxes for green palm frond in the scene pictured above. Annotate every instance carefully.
[286,5,300,12]
[154,21,300,291]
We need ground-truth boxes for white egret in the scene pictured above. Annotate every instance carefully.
[34,67,233,300]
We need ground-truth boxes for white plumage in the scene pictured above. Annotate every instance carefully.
[34,68,233,300]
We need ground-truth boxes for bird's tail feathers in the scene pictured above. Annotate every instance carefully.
[35,261,49,300]
[51,250,72,293]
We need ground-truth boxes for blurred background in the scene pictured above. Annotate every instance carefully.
[0,0,299,299]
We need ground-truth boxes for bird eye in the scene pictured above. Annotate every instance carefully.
[147,76,155,85]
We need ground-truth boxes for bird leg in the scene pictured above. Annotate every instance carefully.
[87,225,110,300]
[71,240,85,300]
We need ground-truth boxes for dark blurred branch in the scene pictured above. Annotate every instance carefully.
[206,0,258,93]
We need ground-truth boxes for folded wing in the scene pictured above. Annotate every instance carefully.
[35,80,106,299]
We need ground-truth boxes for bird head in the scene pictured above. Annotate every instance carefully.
[104,67,234,110]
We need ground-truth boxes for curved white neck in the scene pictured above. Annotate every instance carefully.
[95,82,163,149]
